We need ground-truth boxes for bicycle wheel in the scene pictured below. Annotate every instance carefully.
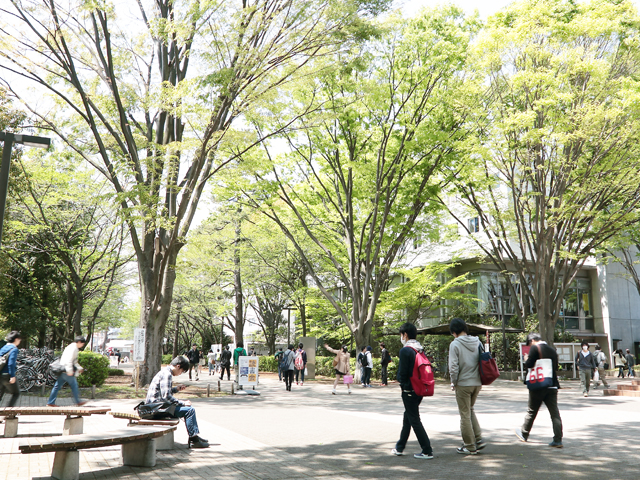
[16,366,36,392]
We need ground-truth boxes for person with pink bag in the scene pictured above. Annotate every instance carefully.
[324,344,352,395]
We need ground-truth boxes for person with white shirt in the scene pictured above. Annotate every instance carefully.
[47,336,87,407]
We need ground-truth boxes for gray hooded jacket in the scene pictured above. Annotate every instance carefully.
[449,335,481,387]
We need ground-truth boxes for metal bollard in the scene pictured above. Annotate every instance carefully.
[41,384,46,397]
[207,383,210,397]
[231,383,234,395]
[218,380,221,392]
[91,385,96,399]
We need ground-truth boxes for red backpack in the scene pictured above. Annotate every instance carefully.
[294,351,305,370]
[409,347,435,397]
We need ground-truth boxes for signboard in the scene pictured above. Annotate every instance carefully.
[133,328,146,362]
[519,342,585,380]
[237,356,259,386]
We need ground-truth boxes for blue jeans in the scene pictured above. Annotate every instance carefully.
[48,373,81,405]
[208,362,215,374]
[174,404,200,437]
[278,364,282,381]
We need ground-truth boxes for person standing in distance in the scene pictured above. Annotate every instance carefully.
[0,331,22,407]
[47,336,87,407]
[448,318,484,455]
[220,346,232,381]
[186,344,200,381]
[380,343,391,386]
[575,340,596,397]
[282,344,296,391]
[391,322,434,459]
[625,349,636,377]
[515,333,563,448]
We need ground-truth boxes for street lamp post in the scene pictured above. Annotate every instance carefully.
[0,132,51,246]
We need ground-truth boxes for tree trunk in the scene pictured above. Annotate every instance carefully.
[172,311,180,358]
[233,220,244,344]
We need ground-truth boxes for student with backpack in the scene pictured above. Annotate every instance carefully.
[274,348,284,381]
[0,331,22,407]
[294,343,307,385]
[449,317,484,455]
[362,346,373,387]
[281,344,296,391]
[391,322,434,460]
[357,346,367,386]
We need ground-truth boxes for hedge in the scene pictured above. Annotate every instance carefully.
[108,368,125,376]
[162,354,173,365]
[77,351,110,387]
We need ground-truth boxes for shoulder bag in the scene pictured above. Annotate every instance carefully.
[478,343,500,385]
[526,345,554,390]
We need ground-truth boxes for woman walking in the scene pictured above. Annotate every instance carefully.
[614,349,627,378]
[282,344,296,391]
[324,344,352,395]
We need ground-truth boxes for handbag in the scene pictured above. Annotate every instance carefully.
[49,359,66,377]
[134,400,177,420]
[526,345,553,390]
[593,369,600,382]
[343,374,354,384]
[332,357,338,367]
[478,343,500,385]
[0,346,14,372]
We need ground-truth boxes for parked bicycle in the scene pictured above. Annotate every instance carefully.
[15,348,58,392]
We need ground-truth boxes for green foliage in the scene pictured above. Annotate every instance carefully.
[77,351,110,387]
[162,354,173,365]
[108,368,125,376]
[259,355,279,373]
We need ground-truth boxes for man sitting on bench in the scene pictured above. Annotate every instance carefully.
[146,356,209,449]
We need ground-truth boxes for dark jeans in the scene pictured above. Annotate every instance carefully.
[396,391,432,455]
[295,368,305,383]
[174,404,199,437]
[381,364,388,385]
[618,366,625,377]
[220,364,230,380]
[363,367,372,385]
[522,387,563,443]
[278,364,282,381]
[0,374,20,407]
[188,362,199,380]
[284,370,294,390]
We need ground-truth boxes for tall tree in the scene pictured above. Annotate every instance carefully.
[244,8,476,348]
[0,0,388,382]
[443,0,640,344]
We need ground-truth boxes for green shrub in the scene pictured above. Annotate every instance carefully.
[108,368,125,376]
[162,354,172,365]
[77,351,110,387]
[259,355,278,372]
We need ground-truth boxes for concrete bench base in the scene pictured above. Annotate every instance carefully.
[122,437,157,467]
[52,450,80,480]
[126,423,174,450]
[3,417,18,438]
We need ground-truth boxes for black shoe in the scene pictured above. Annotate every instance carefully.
[189,436,209,449]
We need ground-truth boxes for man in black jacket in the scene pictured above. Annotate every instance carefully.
[516,333,563,448]
[186,345,200,381]
[220,346,232,381]
[391,322,433,459]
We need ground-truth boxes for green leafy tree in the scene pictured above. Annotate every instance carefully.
[443,0,640,344]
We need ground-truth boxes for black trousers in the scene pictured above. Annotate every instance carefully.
[363,367,372,385]
[381,364,388,385]
[284,370,294,390]
[188,362,199,379]
[0,374,20,407]
[522,387,563,442]
[220,364,230,380]
[396,391,432,454]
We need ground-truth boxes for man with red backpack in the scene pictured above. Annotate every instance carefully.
[391,322,434,460]
[449,317,484,455]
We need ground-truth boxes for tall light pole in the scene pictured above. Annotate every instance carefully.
[0,132,51,246]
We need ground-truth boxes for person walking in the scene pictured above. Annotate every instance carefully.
[294,343,307,386]
[145,356,209,448]
[575,341,596,397]
[593,344,610,389]
[281,344,296,391]
[515,333,563,448]
[220,346,232,381]
[274,347,284,381]
[380,343,391,386]
[47,336,87,407]
[448,317,484,455]
[0,331,22,407]
[233,342,247,387]
[324,344,352,395]
[392,322,434,459]
[357,346,367,386]
[215,349,221,373]
[362,346,373,388]
[614,349,626,378]
[625,349,636,378]
[207,349,216,376]
[186,345,200,381]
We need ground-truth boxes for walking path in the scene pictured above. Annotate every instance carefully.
[1,373,639,479]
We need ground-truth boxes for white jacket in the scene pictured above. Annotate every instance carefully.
[60,342,83,376]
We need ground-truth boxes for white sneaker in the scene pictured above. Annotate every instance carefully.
[332,389,337,395]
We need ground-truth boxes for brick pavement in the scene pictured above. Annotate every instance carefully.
[1,373,639,480]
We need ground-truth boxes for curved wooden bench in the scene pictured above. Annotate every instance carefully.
[20,425,176,480]
[109,411,179,450]
[0,406,110,437]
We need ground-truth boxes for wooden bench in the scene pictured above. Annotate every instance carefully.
[0,406,110,438]
[109,411,179,450]
[20,425,176,480]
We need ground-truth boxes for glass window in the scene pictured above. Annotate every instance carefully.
[468,217,480,233]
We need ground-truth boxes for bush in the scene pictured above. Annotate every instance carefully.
[77,351,110,387]
[162,354,173,365]
[108,368,125,376]
[259,355,278,372]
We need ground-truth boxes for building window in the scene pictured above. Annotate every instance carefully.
[558,278,593,331]
[468,217,480,233]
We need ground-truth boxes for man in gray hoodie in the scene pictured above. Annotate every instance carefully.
[449,318,484,455]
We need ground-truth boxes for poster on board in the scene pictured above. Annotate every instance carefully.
[238,356,259,386]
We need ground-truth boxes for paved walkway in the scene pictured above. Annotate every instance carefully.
[1,373,639,479]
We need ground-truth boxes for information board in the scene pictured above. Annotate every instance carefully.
[133,328,146,362]
[237,356,259,386]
